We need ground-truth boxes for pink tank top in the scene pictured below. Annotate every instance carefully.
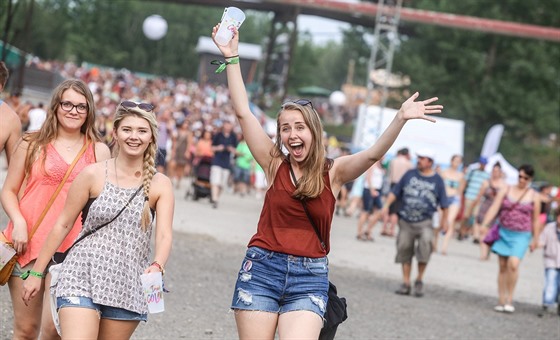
[499,194,534,232]
[4,142,96,267]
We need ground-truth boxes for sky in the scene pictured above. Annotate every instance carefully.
[297,15,351,44]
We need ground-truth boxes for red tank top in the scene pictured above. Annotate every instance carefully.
[248,159,336,257]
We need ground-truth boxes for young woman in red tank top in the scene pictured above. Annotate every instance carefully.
[211,25,443,339]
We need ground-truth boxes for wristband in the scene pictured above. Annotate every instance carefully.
[20,270,45,280]
[211,56,240,74]
[151,261,165,275]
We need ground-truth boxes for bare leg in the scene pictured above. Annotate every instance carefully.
[278,310,322,340]
[235,310,278,340]
[402,262,412,286]
[9,274,44,340]
[497,256,508,305]
[505,256,521,305]
[40,273,61,340]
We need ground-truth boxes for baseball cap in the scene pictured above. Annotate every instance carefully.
[416,148,436,161]
[479,156,488,164]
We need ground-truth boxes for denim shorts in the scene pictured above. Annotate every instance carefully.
[231,246,329,318]
[57,296,147,322]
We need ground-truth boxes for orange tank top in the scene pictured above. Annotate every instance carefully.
[4,141,97,267]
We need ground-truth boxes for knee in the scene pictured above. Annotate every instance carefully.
[14,321,40,340]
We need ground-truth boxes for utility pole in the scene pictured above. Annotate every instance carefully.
[354,0,403,149]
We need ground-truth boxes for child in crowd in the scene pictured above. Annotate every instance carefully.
[538,206,560,316]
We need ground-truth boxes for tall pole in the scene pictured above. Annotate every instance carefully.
[354,0,403,149]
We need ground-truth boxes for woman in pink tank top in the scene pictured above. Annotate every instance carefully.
[481,164,541,314]
[1,79,110,339]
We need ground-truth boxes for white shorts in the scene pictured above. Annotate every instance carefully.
[210,165,231,188]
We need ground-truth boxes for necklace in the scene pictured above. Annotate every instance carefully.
[57,136,82,152]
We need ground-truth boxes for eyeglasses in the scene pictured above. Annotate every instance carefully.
[518,174,531,181]
[120,101,155,112]
[60,101,88,114]
[282,99,314,110]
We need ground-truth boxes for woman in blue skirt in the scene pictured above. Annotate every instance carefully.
[481,164,541,313]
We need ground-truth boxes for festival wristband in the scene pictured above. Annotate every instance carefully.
[151,261,165,276]
[211,56,240,73]
[20,270,45,280]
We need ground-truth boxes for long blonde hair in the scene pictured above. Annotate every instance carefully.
[112,103,158,232]
[23,79,99,176]
[271,101,331,199]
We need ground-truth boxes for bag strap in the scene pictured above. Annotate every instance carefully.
[288,162,326,251]
[29,140,90,240]
[63,185,143,254]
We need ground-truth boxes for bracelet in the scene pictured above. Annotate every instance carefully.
[20,270,45,280]
[224,54,239,59]
[151,261,165,275]
[211,56,240,74]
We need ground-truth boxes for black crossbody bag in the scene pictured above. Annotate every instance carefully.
[288,164,348,340]
[52,186,143,264]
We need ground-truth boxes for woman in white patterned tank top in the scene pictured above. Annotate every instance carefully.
[22,101,174,338]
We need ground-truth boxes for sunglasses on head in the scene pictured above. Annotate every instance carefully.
[120,101,155,112]
[282,99,314,110]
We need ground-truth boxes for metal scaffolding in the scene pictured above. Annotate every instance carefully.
[354,0,403,148]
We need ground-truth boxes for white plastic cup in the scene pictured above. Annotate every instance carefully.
[215,7,246,46]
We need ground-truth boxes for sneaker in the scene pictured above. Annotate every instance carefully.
[494,305,505,312]
[414,280,424,297]
[504,304,515,313]
[395,283,411,295]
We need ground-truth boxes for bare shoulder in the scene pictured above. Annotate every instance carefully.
[93,142,111,161]
[151,173,173,192]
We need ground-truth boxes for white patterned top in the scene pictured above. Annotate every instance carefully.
[55,176,151,314]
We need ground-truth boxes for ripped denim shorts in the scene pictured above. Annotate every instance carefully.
[57,296,147,322]
[231,246,329,318]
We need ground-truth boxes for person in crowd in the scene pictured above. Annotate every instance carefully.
[0,61,22,164]
[210,120,237,208]
[195,129,215,160]
[537,206,560,316]
[438,155,465,255]
[27,102,48,132]
[381,147,413,237]
[212,25,442,339]
[473,162,506,260]
[356,160,385,241]
[538,183,554,227]
[171,119,194,189]
[1,79,111,339]
[335,146,352,216]
[155,108,175,174]
[382,148,449,298]
[459,156,490,241]
[233,133,254,197]
[21,100,174,338]
[344,173,365,218]
[481,164,541,313]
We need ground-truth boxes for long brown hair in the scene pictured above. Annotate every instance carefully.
[23,79,99,176]
[112,103,158,232]
[271,101,331,199]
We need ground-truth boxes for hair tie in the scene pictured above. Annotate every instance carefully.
[144,196,149,202]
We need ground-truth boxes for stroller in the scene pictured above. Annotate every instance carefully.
[185,156,212,201]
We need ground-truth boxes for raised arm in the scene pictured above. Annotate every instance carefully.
[332,92,443,187]
[211,25,274,170]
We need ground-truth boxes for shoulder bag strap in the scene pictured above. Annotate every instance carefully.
[288,162,326,251]
[28,141,90,240]
[64,185,143,253]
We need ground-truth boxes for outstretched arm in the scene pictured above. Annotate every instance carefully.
[211,25,274,171]
[332,92,443,187]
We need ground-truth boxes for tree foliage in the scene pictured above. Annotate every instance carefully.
[2,0,558,182]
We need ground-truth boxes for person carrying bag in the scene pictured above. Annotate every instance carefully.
[0,141,89,285]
